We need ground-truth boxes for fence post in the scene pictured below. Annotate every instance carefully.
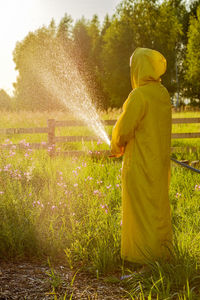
[47,119,56,157]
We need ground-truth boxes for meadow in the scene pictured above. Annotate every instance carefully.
[0,110,200,299]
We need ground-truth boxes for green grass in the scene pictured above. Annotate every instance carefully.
[0,110,200,299]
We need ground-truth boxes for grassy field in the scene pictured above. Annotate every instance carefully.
[0,110,200,299]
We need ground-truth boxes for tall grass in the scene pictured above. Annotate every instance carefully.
[0,111,200,298]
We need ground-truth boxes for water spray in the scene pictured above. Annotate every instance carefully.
[29,43,110,147]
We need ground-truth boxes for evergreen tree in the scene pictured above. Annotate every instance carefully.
[184,5,200,104]
[57,14,72,42]
[190,0,200,17]
[73,18,91,60]
[0,89,12,111]
[72,17,106,108]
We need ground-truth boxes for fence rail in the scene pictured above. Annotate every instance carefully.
[0,127,48,135]
[0,118,199,155]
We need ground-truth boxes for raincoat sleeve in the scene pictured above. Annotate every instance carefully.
[111,91,145,157]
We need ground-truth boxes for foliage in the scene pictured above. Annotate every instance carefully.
[190,0,200,18]
[101,0,182,106]
[13,15,75,111]
[184,5,200,104]
[0,89,12,110]
[13,26,66,111]
[11,0,200,110]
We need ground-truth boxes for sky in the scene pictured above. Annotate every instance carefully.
[0,0,121,96]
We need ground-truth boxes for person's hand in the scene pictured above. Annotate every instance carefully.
[109,146,125,158]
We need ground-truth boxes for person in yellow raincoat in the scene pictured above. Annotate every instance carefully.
[111,47,172,264]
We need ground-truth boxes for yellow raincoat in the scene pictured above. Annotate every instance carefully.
[111,48,172,263]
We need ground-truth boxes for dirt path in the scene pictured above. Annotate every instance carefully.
[0,261,128,299]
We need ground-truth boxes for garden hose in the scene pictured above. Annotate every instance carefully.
[171,157,200,174]
[109,153,200,174]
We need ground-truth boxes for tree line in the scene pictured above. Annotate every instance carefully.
[1,0,200,111]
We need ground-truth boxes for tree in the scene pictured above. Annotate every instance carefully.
[57,14,72,42]
[13,23,71,111]
[153,0,183,97]
[101,14,111,37]
[100,0,182,107]
[87,15,101,66]
[72,17,106,108]
[0,89,12,110]
[190,0,200,17]
[73,18,91,60]
[48,18,57,37]
[101,0,139,107]
[184,5,200,104]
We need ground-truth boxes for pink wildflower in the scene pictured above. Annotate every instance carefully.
[175,193,181,198]
[4,164,11,171]
[106,185,112,189]
[97,139,103,145]
[19,139,26,144]
[100,204,108,213]
[9,151,16,157]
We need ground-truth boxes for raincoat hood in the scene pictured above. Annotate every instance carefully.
[130,48,167,89]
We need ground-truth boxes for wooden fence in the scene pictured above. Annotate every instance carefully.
[0,118,200,156]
